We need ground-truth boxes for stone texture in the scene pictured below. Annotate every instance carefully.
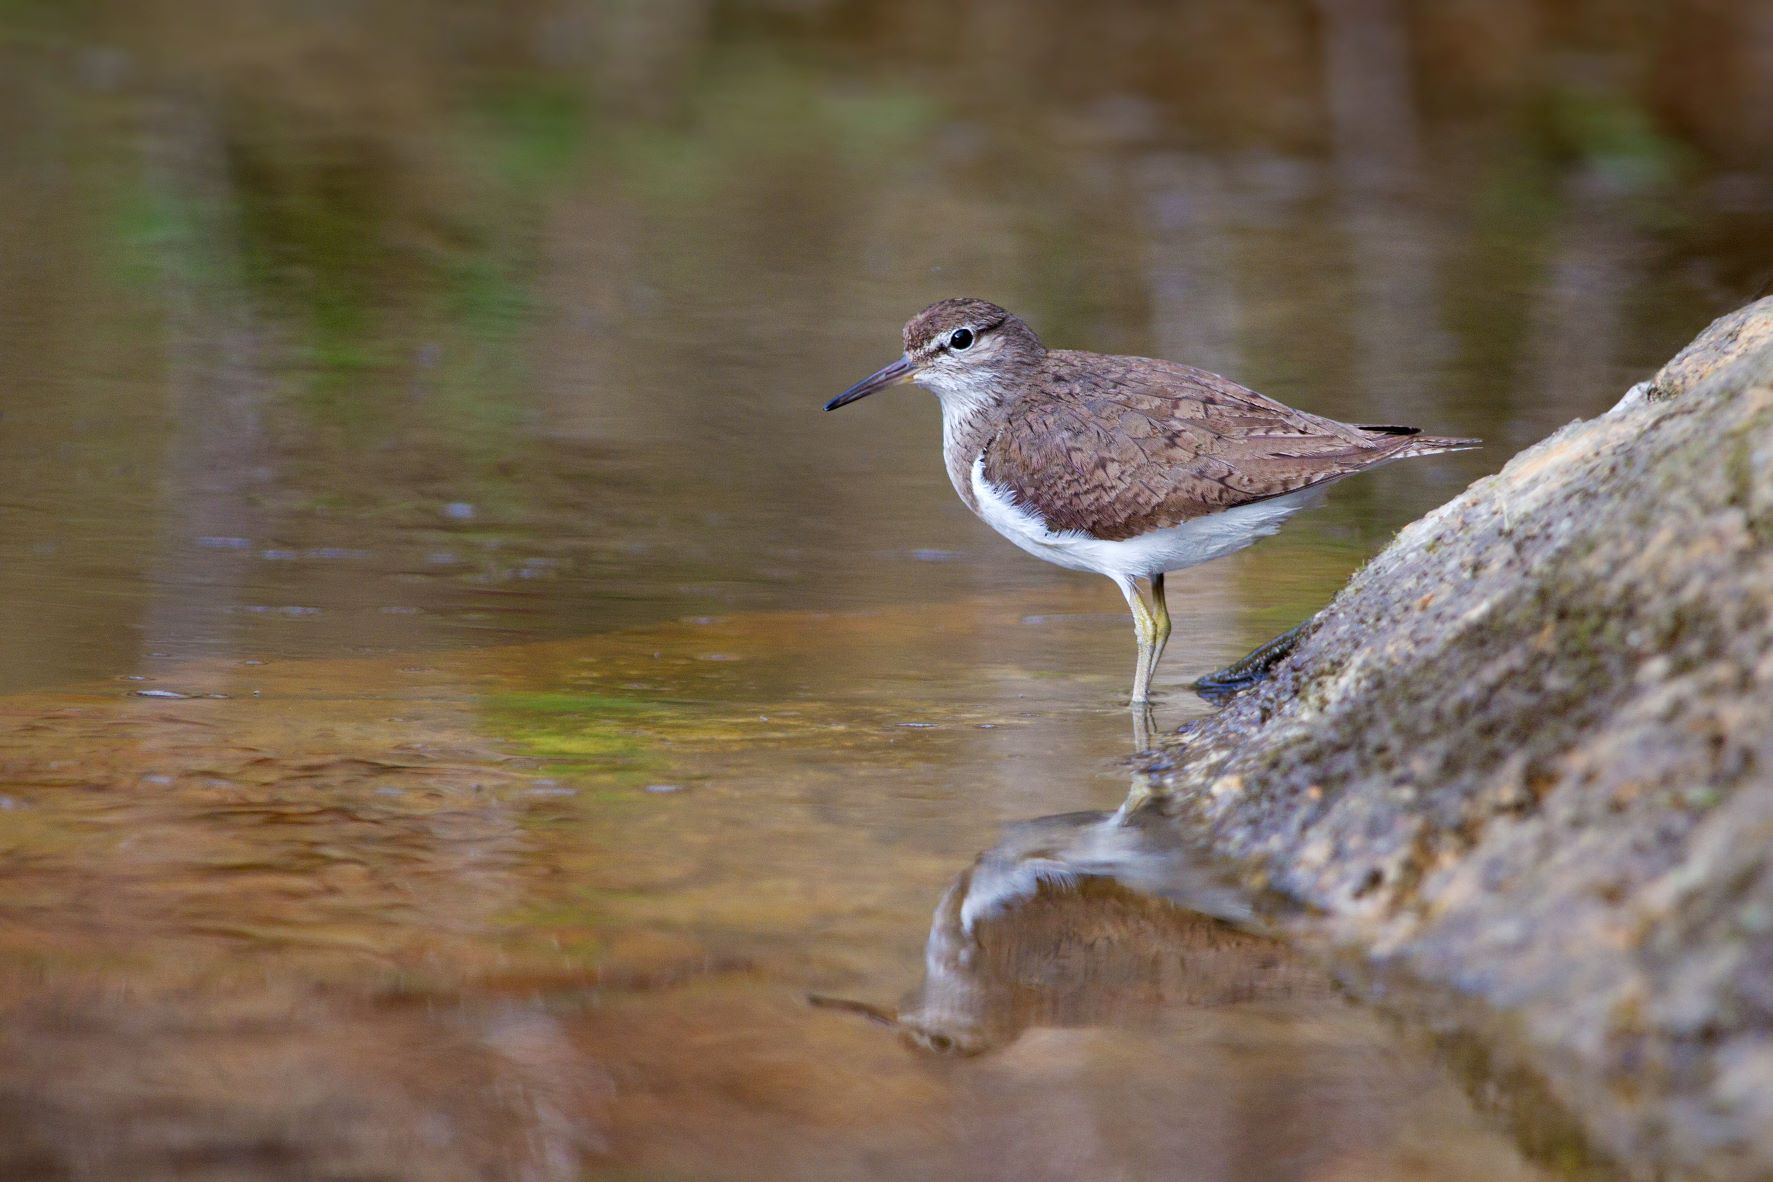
[1155,299,1773,1181]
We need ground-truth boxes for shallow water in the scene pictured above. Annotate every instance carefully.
[3,3,1771,1179]
[1,606,1593,1182]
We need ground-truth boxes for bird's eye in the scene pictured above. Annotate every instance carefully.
[947,328,974,351]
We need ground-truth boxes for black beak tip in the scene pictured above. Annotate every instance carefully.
[823,389,866,412]
[825,357,913,414]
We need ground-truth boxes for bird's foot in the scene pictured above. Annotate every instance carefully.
[1193,619,1315,703]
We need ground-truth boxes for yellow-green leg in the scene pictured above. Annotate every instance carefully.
[1150,572,1172,684]
[1116,576,1159,705]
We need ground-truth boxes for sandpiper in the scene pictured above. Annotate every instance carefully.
[827,298,1478,704]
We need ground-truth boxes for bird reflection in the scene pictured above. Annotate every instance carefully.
[812,783,1330,1056]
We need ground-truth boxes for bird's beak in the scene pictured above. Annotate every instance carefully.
[825,356,916,411]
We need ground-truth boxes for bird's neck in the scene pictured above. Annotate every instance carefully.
[933,386,1003,512]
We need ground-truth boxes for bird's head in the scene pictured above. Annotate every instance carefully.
[825,298,1045,414]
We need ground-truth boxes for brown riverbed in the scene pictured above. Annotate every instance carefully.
[3,2,1771,1179]
[1,604,1604,1181]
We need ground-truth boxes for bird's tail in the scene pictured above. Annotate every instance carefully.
[1400,433,1483,456]
[1360,424,1481,456]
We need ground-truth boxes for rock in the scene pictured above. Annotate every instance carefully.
[1155,298,1773,1180]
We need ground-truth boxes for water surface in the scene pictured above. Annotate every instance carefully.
[3,605,1592,1181]
[3,2,1770,1178]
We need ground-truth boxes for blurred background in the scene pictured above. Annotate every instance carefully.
[2,3,1772,1180]
[3,0,1771,693]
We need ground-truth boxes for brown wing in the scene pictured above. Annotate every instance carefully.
[983,351,1436,542]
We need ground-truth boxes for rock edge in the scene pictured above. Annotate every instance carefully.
[1157,299,1773,1180]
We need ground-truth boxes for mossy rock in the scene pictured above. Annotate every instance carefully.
[1156,298,1773,1181]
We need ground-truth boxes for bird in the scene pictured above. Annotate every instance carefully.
[826,298,1478,705]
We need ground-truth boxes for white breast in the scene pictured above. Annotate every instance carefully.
[968,454,1324,581]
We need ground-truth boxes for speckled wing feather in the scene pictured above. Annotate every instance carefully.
[983,351,1476,542]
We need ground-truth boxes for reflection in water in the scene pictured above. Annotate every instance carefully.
[3,2,1768,1178]
[0,616,1590,1181]
[813,793,1301,1057]
[811,780,1606,1180]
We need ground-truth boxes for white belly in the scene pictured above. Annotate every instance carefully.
[969,454,1323,581]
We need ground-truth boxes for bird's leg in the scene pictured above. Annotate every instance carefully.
[1116,577,1157,705]
[1149,573,1173,687]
